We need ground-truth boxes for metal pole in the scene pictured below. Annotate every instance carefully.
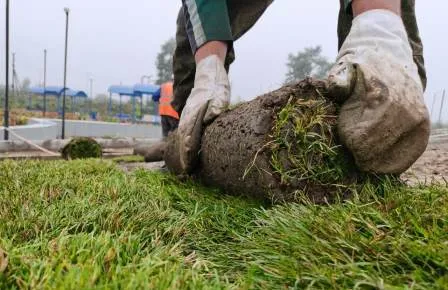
[140,96,143,120]
[88,78,93,115]
[61,8,69,139]
[89,78,93,99]
[43,49,47,116]
[4,0,10,140]
[438,89,446,124]
[11,52,15,96]
[140,75,151,84]
[119,95,122,117]
[108,92,112,115]
[430,93,437,120]
[132,96,136,123]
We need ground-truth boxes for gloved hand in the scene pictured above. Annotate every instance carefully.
[177,54,231,173]
[328,9,430,174]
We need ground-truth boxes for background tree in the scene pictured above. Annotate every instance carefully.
[285,46,333,83]
[155,38,176,85]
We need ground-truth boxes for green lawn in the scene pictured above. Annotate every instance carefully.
[0,159,447,289]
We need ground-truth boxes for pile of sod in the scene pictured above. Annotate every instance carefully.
[0,159,447,289]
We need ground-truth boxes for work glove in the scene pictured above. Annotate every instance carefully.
[177,55,231,173]
[328,10,430,174]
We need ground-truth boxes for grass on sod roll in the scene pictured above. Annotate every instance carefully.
[0,159,447,289]
[269,97,354,188]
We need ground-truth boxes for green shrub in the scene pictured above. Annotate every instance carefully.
[61,137,103,160]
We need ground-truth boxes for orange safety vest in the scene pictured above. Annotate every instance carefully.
[158,82,179,120]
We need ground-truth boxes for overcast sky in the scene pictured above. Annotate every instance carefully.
[0,1,447,121]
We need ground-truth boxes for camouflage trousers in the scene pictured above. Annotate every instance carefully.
[173,0,426,115]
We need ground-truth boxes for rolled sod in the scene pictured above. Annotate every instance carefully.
[165,79,364,203]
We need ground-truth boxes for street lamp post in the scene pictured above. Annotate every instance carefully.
[439,90,446,125]
[89,78,93,99]
[4,0,10,140]
[89,78,93,114]
[140,75,152,117]
[61,7,69,139]
[140,75,152,84]
[43,49,47,117]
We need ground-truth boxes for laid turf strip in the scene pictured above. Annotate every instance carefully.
[1,159,447,289]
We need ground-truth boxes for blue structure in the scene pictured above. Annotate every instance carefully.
[65,89,88,98]
[108,85,143,121]
[133,84,160,99]
[29,86,88,113]
[133,84,161,117]
[108,85,137,97]
[29,86,66,96]
[65,89,88,113]
[108,84,161,122]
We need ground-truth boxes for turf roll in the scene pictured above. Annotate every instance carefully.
[165,78,362,203]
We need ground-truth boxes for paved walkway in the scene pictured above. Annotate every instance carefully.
[118,162,166,173]
[402,142,448,185]
[0,148,134,161]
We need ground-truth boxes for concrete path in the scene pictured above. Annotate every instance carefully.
[118,162,166,173]
[1,118,162,141]
[0,148,134,161]
[402,142,448,185]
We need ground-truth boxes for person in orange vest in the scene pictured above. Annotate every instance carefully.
[159,81,179,138]
[140,81,179,163]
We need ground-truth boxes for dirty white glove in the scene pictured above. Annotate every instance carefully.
[177,55,230,173]
[328,10,430,174]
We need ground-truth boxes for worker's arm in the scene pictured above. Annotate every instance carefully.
[177,0,232,173]
[328,0,430,173]
[177,0,430,175]
[181,0,233,54]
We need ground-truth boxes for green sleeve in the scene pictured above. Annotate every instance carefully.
[182,0,233,53]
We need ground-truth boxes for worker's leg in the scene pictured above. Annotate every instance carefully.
[161,116,170,138]
[172,1,272,114]
[337,0,427,89]
[141,116,178,162]
[161,115,179,138]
